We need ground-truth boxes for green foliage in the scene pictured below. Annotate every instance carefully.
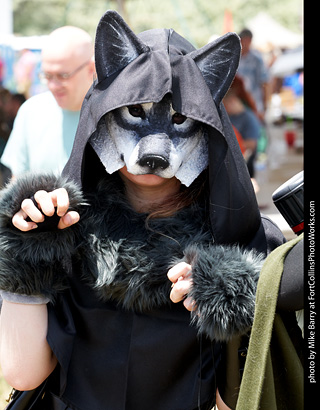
[13,0,110,38]
[13,0,303,47]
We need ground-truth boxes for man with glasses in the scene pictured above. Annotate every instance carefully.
[1,26,95,178]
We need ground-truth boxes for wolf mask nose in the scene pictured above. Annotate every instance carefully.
[138,155,169,171]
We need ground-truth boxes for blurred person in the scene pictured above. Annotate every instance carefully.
[5,93,26,131]
[1,26,95,178]
[283,68,304,97]
[0,88,14,187]
[0,55,4,86]
[237,29,269,120]
[0,87,12,154]
[229,75,260,119]
[13,48,37,99]
[0,91,26,187]
[224,77,262,179]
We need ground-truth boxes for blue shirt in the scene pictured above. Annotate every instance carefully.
[237,50,269,114]
[229,108,261,141]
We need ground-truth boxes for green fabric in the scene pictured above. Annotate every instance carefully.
[236,234,304,410]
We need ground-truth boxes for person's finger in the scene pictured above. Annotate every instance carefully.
[183,296,197,312]
[57,211,80,230]
[48,188,70,217]
[170,277,193,303]
[34,190,55,216]
[21,198,44,223]
[167,262,192,284]
[12,209,38,231]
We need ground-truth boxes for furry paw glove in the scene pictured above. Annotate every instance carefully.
[183,244,264,341]
[0,174,84,302]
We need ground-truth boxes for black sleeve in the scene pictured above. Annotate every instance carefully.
[277,238,304,311]
[246,215,286,256]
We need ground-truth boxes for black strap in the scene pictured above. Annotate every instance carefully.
[5,378,48,410]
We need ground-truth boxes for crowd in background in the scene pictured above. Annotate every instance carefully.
[0,24,303,189]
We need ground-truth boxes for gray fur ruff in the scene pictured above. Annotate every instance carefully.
[0,174,264,341]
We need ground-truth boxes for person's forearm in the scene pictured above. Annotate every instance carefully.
[0,300,57,390]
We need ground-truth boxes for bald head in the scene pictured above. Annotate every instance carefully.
[41,26,95,111]
[42,26,93,62]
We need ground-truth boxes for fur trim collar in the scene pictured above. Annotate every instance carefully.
[79,177,264,340]
[79,176,212,311]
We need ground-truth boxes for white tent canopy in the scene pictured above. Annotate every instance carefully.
[247,12,303,51]
[270,45,303,77]
[0,34,48,51]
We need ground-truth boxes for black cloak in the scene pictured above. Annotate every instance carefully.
[0,10,285,410]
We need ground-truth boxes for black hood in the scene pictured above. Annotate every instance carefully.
[63,10,261,246]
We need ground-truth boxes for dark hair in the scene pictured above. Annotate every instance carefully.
[239,28,253,39]
[11,93,27,105]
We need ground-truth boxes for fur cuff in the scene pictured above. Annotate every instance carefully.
[183,244,264,341]
[0,174,84,301]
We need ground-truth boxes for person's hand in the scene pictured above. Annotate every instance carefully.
[167,262,196,311]
[12,188,80,232]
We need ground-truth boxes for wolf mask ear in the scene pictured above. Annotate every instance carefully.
[189,33,241,105]
[95,10,150,82]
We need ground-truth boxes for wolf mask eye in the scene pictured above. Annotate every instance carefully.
[128,104,145,118]
[172,113,187,125]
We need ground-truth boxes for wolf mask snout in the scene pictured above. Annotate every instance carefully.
[138,155,169,171]
[136,134,171,172]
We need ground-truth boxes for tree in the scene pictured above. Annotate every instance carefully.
[12,0,302,47]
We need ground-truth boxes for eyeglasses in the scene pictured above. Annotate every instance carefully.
[39,60,91,82]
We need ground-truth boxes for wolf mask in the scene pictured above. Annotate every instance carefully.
[90,95,208,187]
[88,11,240,187]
